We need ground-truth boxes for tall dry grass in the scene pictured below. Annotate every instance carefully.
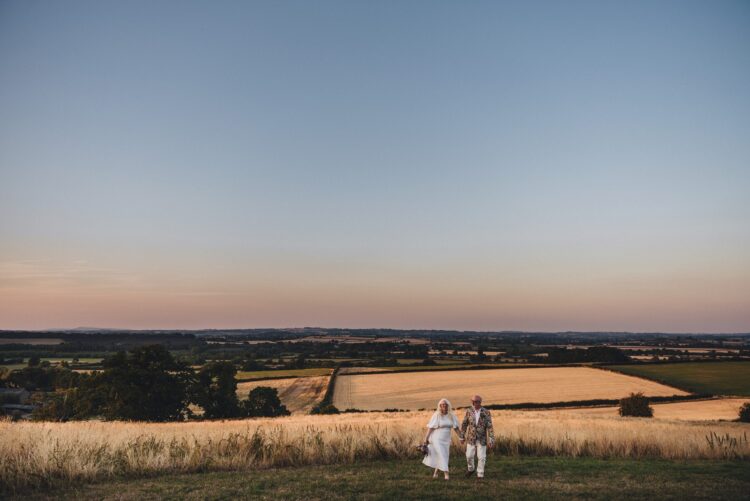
[1,411,748,493]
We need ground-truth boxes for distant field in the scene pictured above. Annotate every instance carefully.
[1,357,103,372]
[429,349,505,356]
[0,364,26,371]
[0,338,64,345]
[607,362,750,396]
[43,357,102,364]
[235,368,332,381]
[288,335,430,344]
[332,367,688,410]
[2,357,102,364]
[236,375,329,413]
[550,344,741,354]
[535,397,750,421]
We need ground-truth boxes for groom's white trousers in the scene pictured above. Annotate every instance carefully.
[466,443,487,477]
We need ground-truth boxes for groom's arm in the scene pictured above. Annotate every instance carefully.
[459,410,469,440]
[485,410,495,446]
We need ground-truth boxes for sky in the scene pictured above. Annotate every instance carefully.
[1,0,749,332]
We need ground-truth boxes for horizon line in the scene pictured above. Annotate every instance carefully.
[2,326,749,336]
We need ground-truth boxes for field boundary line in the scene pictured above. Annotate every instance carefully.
[236,369,334,383]
[237,375,310,383]
[479,393,716,412]
[339,363,588,377]
[336,394,718,413]
[318,366,340,407]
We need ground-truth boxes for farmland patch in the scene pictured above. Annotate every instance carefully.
[332,367,688,411]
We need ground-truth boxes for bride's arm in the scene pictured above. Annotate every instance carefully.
[423,427,434,444]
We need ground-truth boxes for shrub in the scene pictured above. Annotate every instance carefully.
[739,403,750,423]
[619,392,653,417]
[310,403,340,414]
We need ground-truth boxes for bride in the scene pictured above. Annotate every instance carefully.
[422,398,462,480]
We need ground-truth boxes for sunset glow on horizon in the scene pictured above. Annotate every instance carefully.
[1,1,749,332]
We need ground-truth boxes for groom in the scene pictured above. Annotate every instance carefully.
[459,394,495,479]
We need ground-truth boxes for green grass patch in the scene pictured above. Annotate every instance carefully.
[16,457,750,500]
[41,358,103,363]
[608,362,750,396]
[235,368,333,381]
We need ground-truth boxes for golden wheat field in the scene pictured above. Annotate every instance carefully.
[2,410,748,492]
[332,367,688,410]
[533,398,750,421]
[236,376,329,414]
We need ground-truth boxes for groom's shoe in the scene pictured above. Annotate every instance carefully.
[465,469,475,478]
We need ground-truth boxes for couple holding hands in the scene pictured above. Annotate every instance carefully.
[421,394,495,480]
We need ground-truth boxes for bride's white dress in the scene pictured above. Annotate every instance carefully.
[422,412,459,471]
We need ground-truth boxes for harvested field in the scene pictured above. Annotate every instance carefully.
[332,367,688,410]
[534,398,750,421]
[237,376,329,414]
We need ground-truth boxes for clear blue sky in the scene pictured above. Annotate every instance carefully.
[1,0,748,331]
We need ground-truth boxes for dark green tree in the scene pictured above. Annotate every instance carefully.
[192,361,241,419]
[7,366,80,391]
[73,345,193,421]
[292,354,307,369]
[241,354,262,371]
[242,386,289,417]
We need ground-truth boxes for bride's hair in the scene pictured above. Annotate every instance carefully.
[427,398,456,428]
[435,398,452,414]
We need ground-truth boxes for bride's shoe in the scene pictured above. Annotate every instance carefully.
[432,470,439,479]
[444,473,450,480]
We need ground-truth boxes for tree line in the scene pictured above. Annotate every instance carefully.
[2,345,289,421]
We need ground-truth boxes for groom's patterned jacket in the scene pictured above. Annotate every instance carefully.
[460,407,495,446]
